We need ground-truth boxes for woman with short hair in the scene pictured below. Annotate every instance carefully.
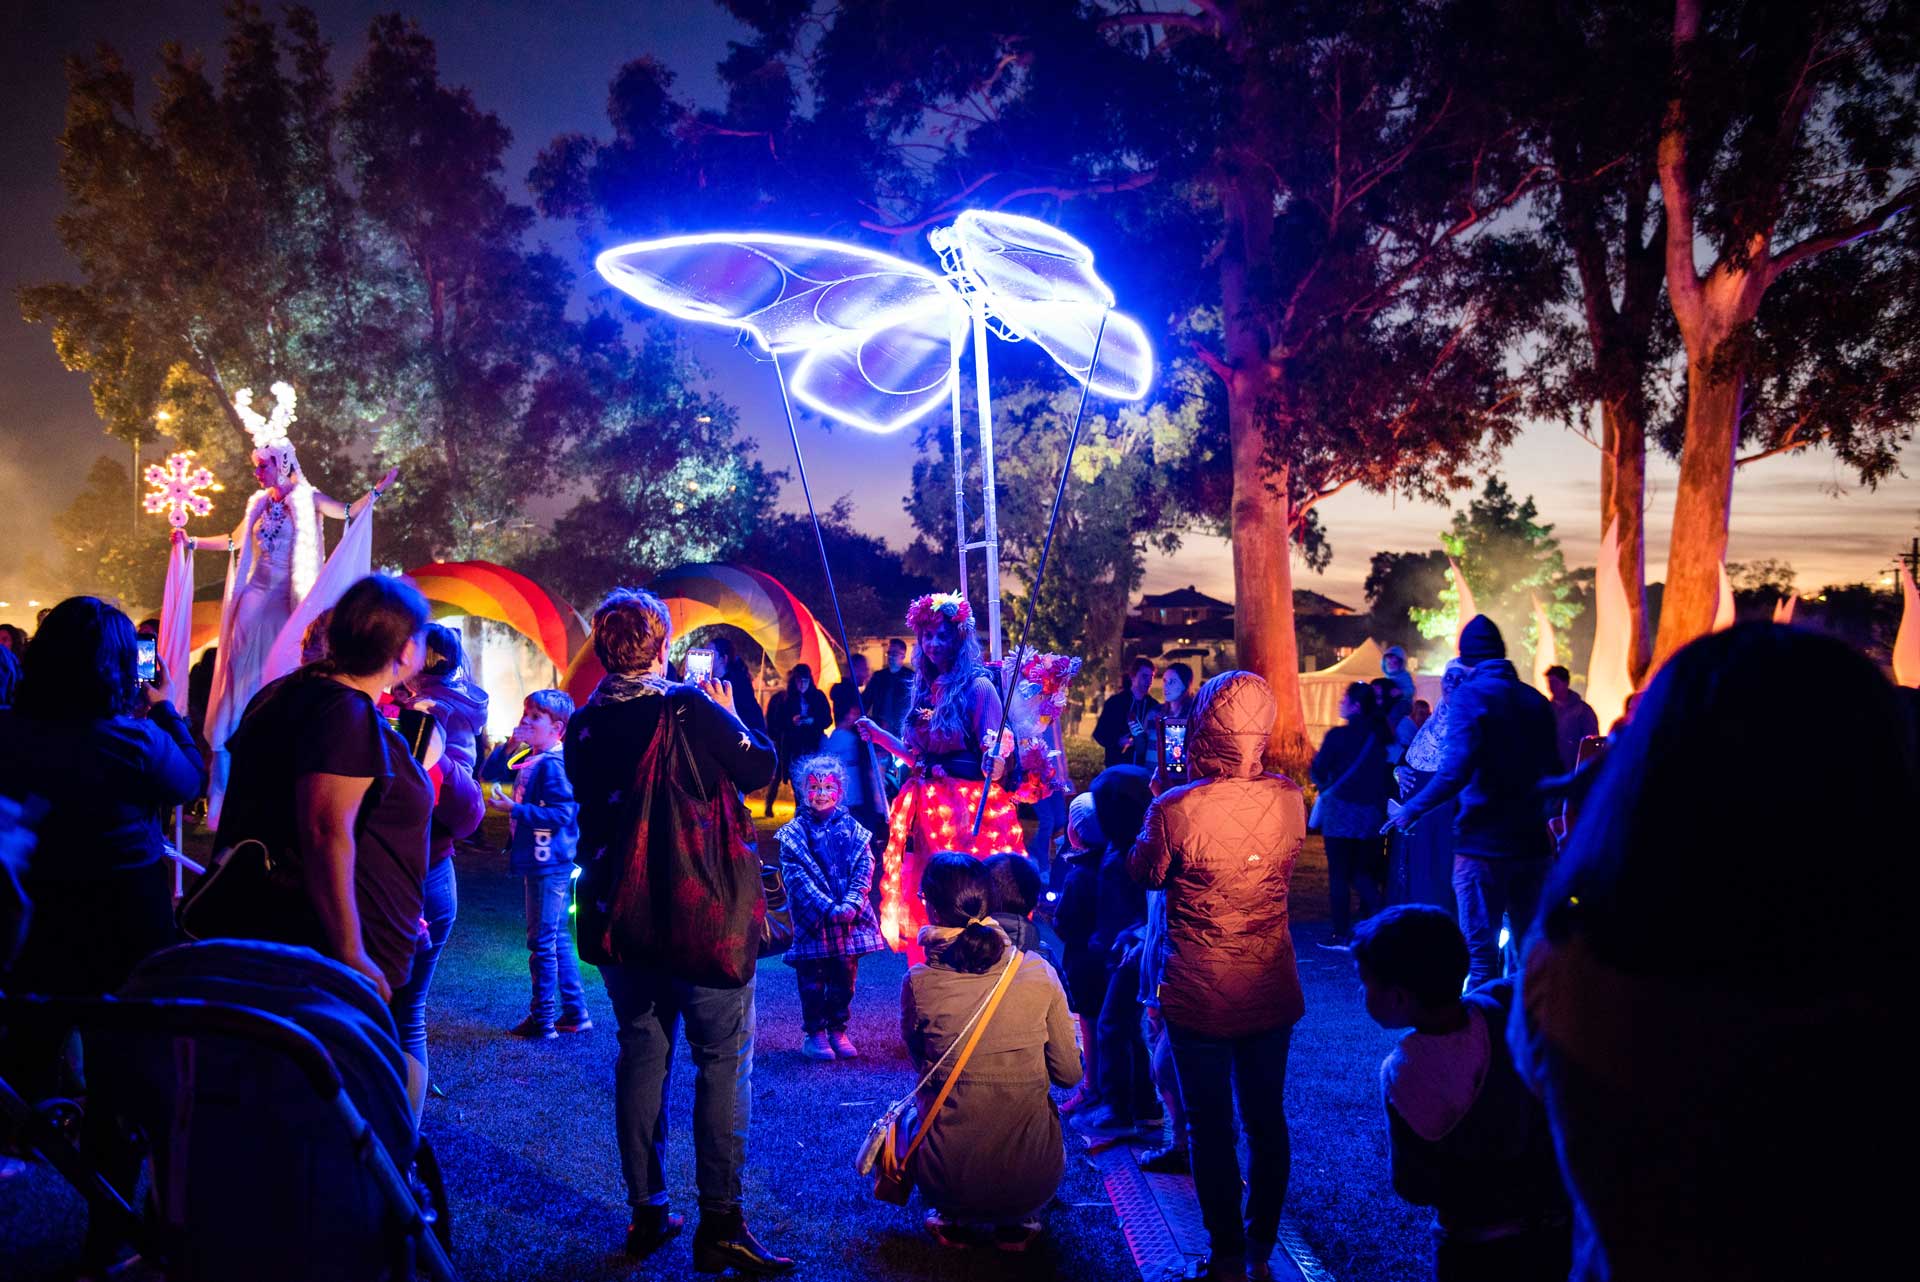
[565,588,790,1272]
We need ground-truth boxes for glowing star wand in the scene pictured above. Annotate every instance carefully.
[143,451,218,529]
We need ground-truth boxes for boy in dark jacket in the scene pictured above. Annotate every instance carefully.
[1389,615,1559,986]
[493,689,587,1040]
[1351,905,1569,1282]
[983,852,1054,966]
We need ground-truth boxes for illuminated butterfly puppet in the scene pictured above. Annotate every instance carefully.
[595,211,1153,825]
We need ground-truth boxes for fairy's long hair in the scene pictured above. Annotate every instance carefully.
[910,615,989,748]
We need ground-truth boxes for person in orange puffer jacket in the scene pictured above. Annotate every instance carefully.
[1127,670,1305,1282]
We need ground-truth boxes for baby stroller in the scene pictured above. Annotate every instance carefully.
[1,939,455,1282]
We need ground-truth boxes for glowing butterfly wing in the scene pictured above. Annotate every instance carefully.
[948,210,1154,400]
[788,303,957,435]
[595,233,957,355]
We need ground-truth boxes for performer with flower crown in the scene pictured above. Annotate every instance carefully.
[855,592,1028,962]
[178,382,398,824]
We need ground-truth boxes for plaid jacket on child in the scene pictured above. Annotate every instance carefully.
[776,807,885,963]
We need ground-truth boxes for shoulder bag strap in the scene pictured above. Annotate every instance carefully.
[666,694,711,805]
[900,952,1023,1165]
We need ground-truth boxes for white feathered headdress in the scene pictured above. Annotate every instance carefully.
[235,382,301,485]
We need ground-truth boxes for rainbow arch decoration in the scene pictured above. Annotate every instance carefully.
[561,563,842,704]
[407,561,586,672]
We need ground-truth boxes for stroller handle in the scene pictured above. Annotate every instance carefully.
[0,993,345,1096]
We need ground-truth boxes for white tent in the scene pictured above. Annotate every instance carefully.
[1300,639,1445,748]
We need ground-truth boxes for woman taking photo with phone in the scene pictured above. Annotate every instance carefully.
[1141,662,1196,777]
[0,596,204,1271]
[0,596,203,1003]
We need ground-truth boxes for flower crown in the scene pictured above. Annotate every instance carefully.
[905,592,973,631]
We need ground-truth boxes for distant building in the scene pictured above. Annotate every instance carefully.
[1125,585,1367,674]
[1136,585,1234,628]
[1293,590,1359,617]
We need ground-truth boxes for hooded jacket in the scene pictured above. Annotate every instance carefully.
[394,671,490,773]
[1402,659,1557,860]
[1125,671,1306,1038]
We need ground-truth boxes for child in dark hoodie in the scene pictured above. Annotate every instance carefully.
[492,689,588,1041]
[1052,792,1105,1114]
[1352,905,1569,1282]
[983,852,1054,966]
[1074,765,1158,1136]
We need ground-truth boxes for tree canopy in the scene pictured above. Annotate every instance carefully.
[1409,478,1582,667]
[20,2,776,614]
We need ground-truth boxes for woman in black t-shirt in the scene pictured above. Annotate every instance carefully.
[216,576,433,1007]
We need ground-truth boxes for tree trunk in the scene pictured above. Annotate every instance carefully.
[1597,395,1652,680]
[1653,353,1743,663]
[1227,367,1309,773]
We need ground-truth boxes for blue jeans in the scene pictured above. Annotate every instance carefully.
[1167,1020,1293,1269]
[524,870,586,1026]
[1452,855,1549,988]
[391,857,457,1073]
[600,963,755,1217]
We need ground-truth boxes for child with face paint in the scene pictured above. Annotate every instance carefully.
[775,754,887,1060]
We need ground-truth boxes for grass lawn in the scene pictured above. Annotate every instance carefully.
[2,812,1430,1281]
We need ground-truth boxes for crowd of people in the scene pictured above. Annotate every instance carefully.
[2,577,1916,1282]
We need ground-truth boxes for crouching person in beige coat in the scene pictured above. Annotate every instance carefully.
[901,851,1082,1251]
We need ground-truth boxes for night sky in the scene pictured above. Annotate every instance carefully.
[5,1,1916,613]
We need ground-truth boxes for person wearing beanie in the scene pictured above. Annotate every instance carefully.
[1389,615,1557,987]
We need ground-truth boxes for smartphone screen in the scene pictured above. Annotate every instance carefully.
[1160,718,1189,782]
[136,637,158,685]
[684,647,716,682]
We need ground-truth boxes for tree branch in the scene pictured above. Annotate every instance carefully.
[1735,435,1818,467]
[1659,0,1707,326]
[1767,181,1920,283]
[1189,339,1232,381]
[989,168,1157,208]
[856,171,1002,235]
[1097,11,1216,36]
[1294,476,1355,518]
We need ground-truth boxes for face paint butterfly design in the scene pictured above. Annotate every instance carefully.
[593,211,1153,434]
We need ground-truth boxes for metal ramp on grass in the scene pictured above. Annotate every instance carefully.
[1086,1134,1335,1282]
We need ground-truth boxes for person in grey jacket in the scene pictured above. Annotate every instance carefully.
[1388,616,1556,987]
[902,852,1081,1251]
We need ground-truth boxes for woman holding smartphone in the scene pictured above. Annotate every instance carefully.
[1141,662,1196,777]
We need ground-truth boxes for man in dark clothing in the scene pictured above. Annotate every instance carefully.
[762,665,830,816]
[827,652,869,719]
[1092,658,1159,768]
[1390,616,1557,987]
[861,638,915,790]
[861,638,914,732]
[1544,665,1599,771]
